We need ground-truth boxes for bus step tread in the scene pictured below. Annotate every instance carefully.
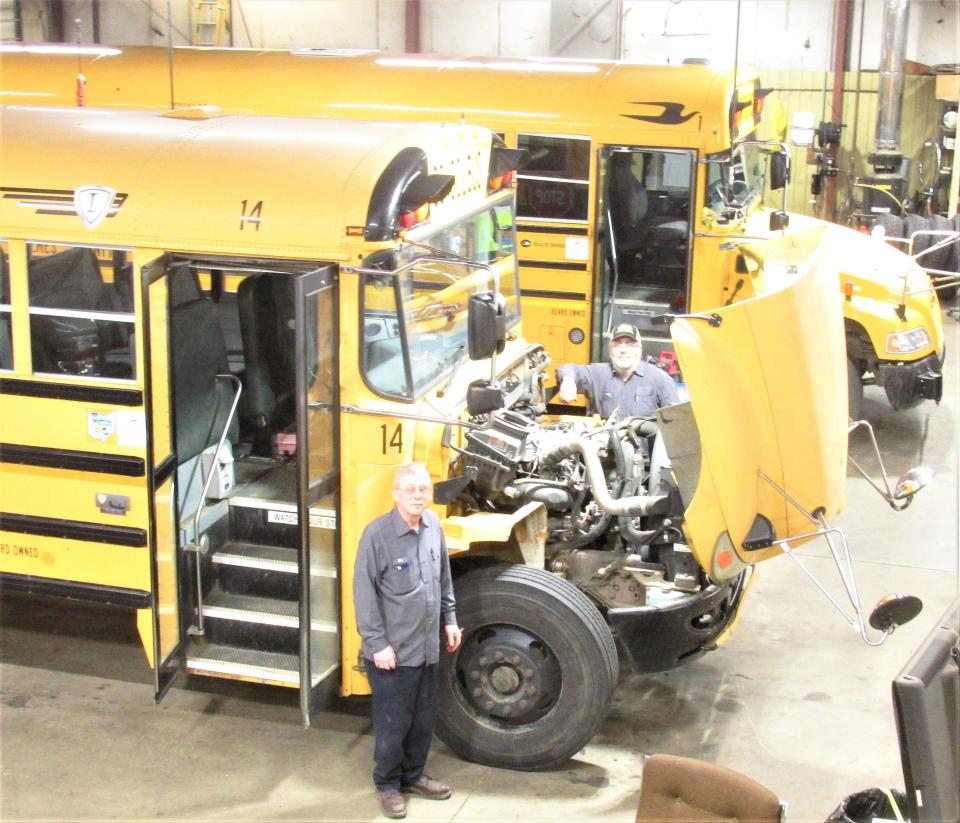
[202,589,298,627]
[211,541,298,573]
[185,642,299,685]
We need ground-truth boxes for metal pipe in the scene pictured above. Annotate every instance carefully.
[540,435,666,516]
[405,0,420,53]
[825,0,851,222]
[875,0,910,152]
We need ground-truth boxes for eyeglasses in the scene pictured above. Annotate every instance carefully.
[396,484,433,496]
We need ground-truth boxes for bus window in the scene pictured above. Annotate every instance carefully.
[0,241,11,371]
[363,197,520,400]
[26,243,136,380]
[516,134,590,222]
[705,142,766,221]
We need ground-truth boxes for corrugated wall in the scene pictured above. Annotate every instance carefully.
[764,70,941,222]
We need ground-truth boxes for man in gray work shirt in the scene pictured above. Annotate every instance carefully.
[556,322,678,418]
[354,462,462,820]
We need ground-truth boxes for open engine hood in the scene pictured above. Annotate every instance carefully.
[666,224,849,580]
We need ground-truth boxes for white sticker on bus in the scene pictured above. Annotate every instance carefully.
[565,236,588,261]
[117,410,147,448]
[266,510,337,530]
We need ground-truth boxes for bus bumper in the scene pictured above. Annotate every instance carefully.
[606,575,744,674]
[879,350,943,409]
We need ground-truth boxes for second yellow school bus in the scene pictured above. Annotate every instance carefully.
[0,44,945,419]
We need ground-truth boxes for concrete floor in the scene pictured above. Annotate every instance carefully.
[1,310,957,823]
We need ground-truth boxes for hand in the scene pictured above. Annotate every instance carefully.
[444,624,462,653]
[558,376,578,403]
[372,645,397,670]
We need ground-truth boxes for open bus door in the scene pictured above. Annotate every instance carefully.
[143,256,340,721]
[142,255,187,700]
[598,147,696,361]
[293,267,340,723]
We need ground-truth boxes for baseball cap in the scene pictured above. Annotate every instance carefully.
[610,323,640,342]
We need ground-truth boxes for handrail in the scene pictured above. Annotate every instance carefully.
[187,373,242,637]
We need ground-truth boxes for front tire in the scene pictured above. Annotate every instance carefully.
[436,565,618,770]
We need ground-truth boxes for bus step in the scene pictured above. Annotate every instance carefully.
[212,541,299,600]
[185,641,299,687]
[227,499,300,550]
[212,541,298,573]
[202,589,298,627]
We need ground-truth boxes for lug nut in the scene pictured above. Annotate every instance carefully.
[511,655,521,665]
[473,688,482,697]
[469,670,480,680]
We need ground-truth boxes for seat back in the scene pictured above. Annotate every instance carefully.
[636,754,783,823]
[609,153,649,238]
[237,273,295,454]
[169,264,236,463]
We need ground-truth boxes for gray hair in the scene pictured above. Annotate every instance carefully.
[393,462,431,489]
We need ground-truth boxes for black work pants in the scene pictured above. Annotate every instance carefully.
[365,662,439,791]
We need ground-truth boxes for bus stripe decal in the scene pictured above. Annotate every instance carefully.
[0,443,145,477]
[518,260,588,272]
[520,289,588,301]
[0,572,151,609]
[0,378,143,406]
[0,513,148,547]
[517,225,589,236]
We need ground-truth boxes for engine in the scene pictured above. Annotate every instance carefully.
[458,407,706,607]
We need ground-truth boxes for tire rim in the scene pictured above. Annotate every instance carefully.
[453,623,561,725]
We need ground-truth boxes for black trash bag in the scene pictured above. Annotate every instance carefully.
[825,788,908,823]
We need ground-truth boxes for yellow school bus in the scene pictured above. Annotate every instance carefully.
[0,44,945,418]
[0,104,902,771]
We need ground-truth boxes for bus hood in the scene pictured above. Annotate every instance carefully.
[666,224,848,580]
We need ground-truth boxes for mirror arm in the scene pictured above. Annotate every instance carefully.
[846,418,910,509]
[757,471,896,645]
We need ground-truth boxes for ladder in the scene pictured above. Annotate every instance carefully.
[192,0,229,46]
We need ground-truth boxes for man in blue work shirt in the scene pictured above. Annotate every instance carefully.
[353,463,462,820]
[556,323,679,418]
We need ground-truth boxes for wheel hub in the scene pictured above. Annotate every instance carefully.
[455,624,561,724]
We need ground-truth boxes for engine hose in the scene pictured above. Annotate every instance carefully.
[549,479,622,551]
[617,514,659,546]
[541,435,668,516]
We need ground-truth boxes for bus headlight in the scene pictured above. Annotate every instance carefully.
[885,328,931,354]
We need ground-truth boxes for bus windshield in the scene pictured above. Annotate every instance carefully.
[705,141,766,220]
[361,194,519,399]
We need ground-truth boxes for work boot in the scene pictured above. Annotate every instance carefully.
[401,774,452,800]
[377,789,406,819]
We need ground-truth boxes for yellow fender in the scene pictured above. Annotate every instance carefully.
[443,501,548,568]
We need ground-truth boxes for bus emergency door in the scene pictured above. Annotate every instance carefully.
[599,147,695,359]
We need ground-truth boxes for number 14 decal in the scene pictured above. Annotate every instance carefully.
[240,199,263,231]
[380,423,403,454]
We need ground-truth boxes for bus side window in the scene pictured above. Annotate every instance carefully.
[0,242,11,371]
[516,134,590,222]
[27,244,136,380]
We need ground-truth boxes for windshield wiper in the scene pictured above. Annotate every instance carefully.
[435,344,467,399]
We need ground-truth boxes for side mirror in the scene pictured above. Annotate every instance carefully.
[468,291,506,360]
[467,379,504,416]
[769,150,790,190]
[892,466,936,502]
[769,210,789,232]
[868,593,923,633]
